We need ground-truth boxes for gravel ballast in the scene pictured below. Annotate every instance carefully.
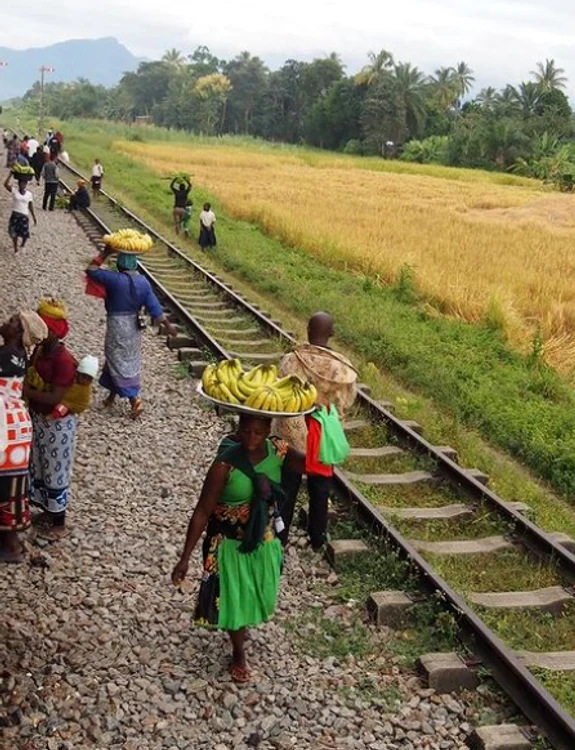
[0,174,497,749]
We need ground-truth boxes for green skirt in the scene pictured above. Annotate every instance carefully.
[194,502,283,630]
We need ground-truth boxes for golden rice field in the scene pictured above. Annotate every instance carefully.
[117,140,575,372]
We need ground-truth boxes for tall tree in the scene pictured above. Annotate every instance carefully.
[356,49,394,86]
[453,61,475,102]
[531,59,567,92]
[224,51,269,133]
[429,67,457,110]
[393,62,427,139]
[162,48,186,68]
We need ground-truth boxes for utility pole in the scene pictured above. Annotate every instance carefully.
[38,65,55,137]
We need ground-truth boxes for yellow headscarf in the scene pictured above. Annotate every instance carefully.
[37,298,69,320]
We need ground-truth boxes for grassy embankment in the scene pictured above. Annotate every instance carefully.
[10,115,575,517]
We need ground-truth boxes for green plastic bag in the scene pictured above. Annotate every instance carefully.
[312,404,350,466]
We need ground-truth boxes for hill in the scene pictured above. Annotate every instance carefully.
[0,37,141,100]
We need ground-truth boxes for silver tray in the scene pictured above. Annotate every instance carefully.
[196,382,315,418]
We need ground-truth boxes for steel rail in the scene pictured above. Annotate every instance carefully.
[47,151,575,748]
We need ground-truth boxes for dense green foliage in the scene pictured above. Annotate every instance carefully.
[18,47,575,178]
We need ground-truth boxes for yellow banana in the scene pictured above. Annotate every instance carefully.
[218,382,241,405]
[227,377,246,402]
[201,364,216,390]
[236,374,257,398]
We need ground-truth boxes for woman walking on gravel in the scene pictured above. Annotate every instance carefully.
[0,311,48,563]
[24,299,77,540]
[172,415,305,683]
[3,174,37,253]
[85,247,177,418]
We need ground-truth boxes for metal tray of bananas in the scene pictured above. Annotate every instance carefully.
[196,382,316,418]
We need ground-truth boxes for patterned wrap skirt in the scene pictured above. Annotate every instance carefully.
[8,212,30,240]
[194,501,282,631]
[29,413,77,514]
[99,313,142,399]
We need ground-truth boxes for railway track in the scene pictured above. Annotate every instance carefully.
[26,149,575,748]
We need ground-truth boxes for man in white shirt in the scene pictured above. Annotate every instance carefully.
[3,174,37,252]
[91,159,104,196]
[27,137,39,158]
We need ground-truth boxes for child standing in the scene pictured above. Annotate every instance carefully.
[198,202,217,250]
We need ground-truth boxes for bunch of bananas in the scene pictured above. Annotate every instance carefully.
[201,359,317,413]
[103,228,154,254]
[12,163,35,180]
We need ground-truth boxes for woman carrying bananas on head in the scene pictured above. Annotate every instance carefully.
[172,414,305,684]
[85,238,177,419]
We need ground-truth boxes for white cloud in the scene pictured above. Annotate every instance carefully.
[2,0,575,96]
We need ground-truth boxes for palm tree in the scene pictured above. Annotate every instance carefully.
[531,59,567,92]
[508,82,541,117]
[476,86,498,109]
[162,48,186,68]
[495,85,521,117]
[356,49,394,86]
[429,66,457,109]
[453,61,475,101]
[393,62,427,138]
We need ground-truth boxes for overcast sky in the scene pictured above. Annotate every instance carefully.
[3,0,575,97]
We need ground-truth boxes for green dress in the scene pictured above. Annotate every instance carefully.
[194,438,287,631]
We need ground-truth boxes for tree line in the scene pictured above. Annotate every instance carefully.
[19,46,575,181]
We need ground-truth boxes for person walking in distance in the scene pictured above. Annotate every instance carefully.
[170,176,192,234]
[41,158,59,211]
[198,202,217,250]
[3,174,37,253]
[91,158,104,197]
[272,312,358,550]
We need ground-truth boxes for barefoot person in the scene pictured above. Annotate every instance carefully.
[273,312,358,550]
[24,300,77,541]
[85,247,177,418]
[3,174,37,253]
[0,311,48,563]
[172,415,304,683]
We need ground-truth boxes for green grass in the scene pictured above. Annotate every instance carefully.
[534,671,575,722]
[343,452,433,475]
[13,114,575,519]
[481,601,575,652]
[356,479,464,509]
[392,508,508,542]
[429,549,562,593]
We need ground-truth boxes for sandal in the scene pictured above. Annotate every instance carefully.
[130,398,144,420]
[230,663,251,684]
[37,526,69,542]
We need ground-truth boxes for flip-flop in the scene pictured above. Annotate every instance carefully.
[230,663,251,684]
[130,398,144,420]
[36,527,69,542]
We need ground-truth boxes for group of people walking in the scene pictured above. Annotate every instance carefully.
[1,129,360,687]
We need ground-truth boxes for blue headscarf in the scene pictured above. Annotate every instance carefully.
[117,253,139,272]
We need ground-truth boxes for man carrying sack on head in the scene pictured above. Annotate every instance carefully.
[272,312,358,551]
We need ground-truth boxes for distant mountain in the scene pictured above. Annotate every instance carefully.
[0,37,143,100]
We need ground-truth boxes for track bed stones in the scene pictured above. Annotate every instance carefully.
[418,652,479,693]
[469,586,573,616]
[412,536,514,555]
[467,724,532,750]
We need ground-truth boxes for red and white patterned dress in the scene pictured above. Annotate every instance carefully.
[0,349,32,532]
